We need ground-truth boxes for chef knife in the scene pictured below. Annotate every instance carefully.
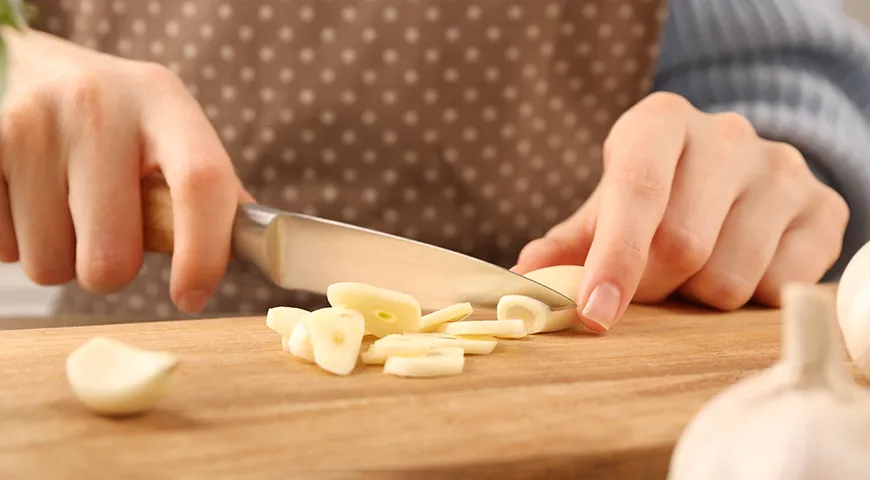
[141,176,577,313]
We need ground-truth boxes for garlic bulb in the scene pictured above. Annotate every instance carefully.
[668,283,870,480]
[837,240,870,377]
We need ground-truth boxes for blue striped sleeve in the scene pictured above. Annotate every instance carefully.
[652,0,870,279]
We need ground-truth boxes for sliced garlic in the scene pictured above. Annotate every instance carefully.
[497,295,552,334]
[304,307,366,376]
[65,337,178,416]
[288,319,315,362]
[360,341,446,365]
[265,306,310,337]
[385,332,498,355]
[668,283,870,480]
[383,347,465,378]
[519,264,583,332]
[437,319,527,339]
[281,336,290,352]
[326,282,423,338]
[420,302,473,332]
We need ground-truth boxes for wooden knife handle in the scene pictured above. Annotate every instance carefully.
[141,176,175,254]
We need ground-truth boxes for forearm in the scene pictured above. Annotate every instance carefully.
[653,0,870,279]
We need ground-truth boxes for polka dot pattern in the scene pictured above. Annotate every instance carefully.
[39,0,668,318]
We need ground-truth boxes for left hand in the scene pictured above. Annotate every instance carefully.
[513,92,849,332]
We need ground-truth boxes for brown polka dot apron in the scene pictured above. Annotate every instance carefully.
[32,0,666,320]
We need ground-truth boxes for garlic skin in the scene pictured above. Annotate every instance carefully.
[668,284,870,480]
[837,241,870,377]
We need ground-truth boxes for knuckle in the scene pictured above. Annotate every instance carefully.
[80,251,142,293]
[766,142,807,179]
[608,163,670,202]
[58,71,104,115]
[133,61,185,91]
[653,224,711,274]
[1,97,48,147]
[640,91,693,116]
[177,159,234,198]
[820,188,850,232]
[712,112,756,140]
[690,274,754,311]
[23,258,75,286]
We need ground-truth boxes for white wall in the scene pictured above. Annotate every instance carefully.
[0,4,868,317]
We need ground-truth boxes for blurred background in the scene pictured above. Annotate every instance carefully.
[0,2,868,319]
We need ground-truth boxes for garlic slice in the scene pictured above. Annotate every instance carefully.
[66,337,178,416]
[385,332,497,355]
[437,319,527,339]
[360,341,447,365]
[420,302,473,332]
[281,336,290,352]
[496,295,552,334]
[266,306,310,337]
[383,347,466,378]
[304,307,366,376]
[326,282,422,338]
[668,283,870,480]
[288,319,315,362]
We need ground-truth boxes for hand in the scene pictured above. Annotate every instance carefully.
[0,30,251,313]
[513,92,849,332]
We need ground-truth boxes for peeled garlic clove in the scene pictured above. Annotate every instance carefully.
[420,302,473,332]
[66,337,178,416]
[288,320,315,362]
[383,347,465,378]
[327,282,422,338]
[837,241,870,378]
[389,332,498,355]
[668,283,870,480]
[266,306,310,337]
[437,319,527,339]
[304,307,366,376]
[521,264,584,332]
[496,295,552,334]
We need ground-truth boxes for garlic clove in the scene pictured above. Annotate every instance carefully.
[288,319,315,362]
[436,319,527,339]
[837,241,870,331]
[326,282,423,338]
[265,306,310,337]
[522,264,583,332]
[304,307,366,376]
[843,280,870,377]
[281,336,290,352]
[668,283,870,480]
[66,337,178,416]
[383,347,466,378]
[420,302,473,332]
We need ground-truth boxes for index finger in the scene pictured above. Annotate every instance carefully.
[577,93,691,331]
[135,65,240,313]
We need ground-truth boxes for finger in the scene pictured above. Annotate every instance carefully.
[63,81,143,293]
[577,93,691,331]
[635,113,759,303]
[2,96,76,284]
[753,186,848,307]
[512,187,600,274]
[134,64,239,313]
[679,143,811,310]
[0,176,18,262]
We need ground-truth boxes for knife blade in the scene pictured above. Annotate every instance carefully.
[142,177,577,313]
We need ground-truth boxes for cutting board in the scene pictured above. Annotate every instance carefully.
[0,295,863,479]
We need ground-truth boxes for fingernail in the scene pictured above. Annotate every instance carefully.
[581,283,622,331]
[177,289,210,313]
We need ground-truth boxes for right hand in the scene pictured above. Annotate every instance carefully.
[0,30,252,313]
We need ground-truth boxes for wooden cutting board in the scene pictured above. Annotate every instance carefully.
[0,294,863,479]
